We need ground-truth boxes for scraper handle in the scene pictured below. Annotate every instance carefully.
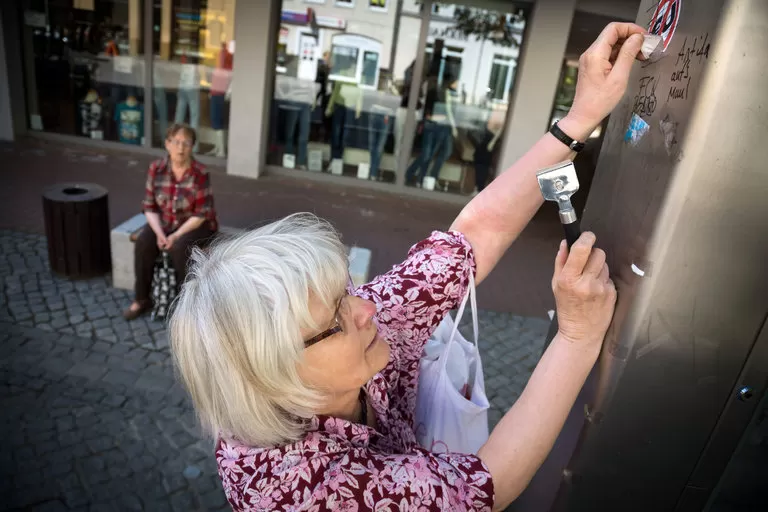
[563,219,581,249]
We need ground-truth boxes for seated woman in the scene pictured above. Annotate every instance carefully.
[170,24,645,511]
[123,123,218,320]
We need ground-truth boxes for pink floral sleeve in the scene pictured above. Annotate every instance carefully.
[356,230,476,364]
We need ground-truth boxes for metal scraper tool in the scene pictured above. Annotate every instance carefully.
[536,161,582,248]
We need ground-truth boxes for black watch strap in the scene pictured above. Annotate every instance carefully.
[550,122,585,152]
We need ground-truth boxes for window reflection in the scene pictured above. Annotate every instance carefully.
[268,1,527,195]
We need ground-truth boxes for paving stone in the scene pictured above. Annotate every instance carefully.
[67,362,107,382]
[92,317,112,329]
[68,314,85,325]
[102,370,140,387]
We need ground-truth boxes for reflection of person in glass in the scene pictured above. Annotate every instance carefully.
[469,110,505,194]
[123,124,218,321]
[168,23,648,511]
[406,72,459,187]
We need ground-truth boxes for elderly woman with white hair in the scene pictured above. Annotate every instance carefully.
[170,23,646,511]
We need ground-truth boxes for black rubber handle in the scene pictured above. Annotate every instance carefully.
[563,219,581,248]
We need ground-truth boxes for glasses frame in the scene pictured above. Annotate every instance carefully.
[303,295,345,348]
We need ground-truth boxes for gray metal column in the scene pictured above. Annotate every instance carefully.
[513,0,768,510]
[496,0,577,171]
[394,0,432,188]
[226,0,281,179]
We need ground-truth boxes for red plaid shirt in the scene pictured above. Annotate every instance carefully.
[141,158,218,234]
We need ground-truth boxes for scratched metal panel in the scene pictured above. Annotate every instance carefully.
[511,0,768,510]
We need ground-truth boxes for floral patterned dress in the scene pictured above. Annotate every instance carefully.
[216,231,495,511]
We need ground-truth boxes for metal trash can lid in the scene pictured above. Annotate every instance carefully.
[42,182,108,203]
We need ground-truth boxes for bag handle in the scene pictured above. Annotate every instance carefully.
[441,270,479,372]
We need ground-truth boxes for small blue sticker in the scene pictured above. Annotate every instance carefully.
[624,113,651,146]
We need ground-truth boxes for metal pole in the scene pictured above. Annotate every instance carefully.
[143,0,153,148]
[394,0,432,188]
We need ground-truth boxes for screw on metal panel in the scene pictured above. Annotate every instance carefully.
[554,178,565,192]
[738,386,754,401]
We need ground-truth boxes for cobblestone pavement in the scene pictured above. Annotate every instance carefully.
[0,230,549,511]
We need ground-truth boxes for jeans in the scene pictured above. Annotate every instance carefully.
[283,101,311,166]
[174,88,200,131]
[475,163,490,191]
[153,88,168,141]
[407,121,453,182]
[210,94,226,130]
[330,105,347,160]
[368,113,391,178]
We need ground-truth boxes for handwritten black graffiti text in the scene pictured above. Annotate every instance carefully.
[668,33,710,102]
[633,76,658,116]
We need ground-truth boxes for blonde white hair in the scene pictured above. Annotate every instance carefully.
[169,213,349,447]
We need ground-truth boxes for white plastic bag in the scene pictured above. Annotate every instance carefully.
[414,273,490,454]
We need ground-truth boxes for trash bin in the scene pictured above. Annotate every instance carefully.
[42,182,111,278]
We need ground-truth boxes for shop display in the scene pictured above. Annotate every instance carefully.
[114,96,144,145]
[175,54,201,141]
[207,42,235,157]
[78,89,104,139]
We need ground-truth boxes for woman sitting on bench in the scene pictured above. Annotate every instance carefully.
[123,123,219,321]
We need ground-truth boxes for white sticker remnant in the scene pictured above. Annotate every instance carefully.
[641,34,663,59]
[631,263,646,277]
[659,114,678,156]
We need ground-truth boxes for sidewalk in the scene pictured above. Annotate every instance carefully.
[0,137,562,317]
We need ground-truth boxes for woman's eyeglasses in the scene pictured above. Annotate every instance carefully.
[168,139,193,149]
[303,293,347,348]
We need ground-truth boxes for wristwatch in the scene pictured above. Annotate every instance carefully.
[550,122,585,152]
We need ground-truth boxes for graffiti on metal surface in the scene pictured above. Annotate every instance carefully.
[633,76,659,116]
[668,34,710,103]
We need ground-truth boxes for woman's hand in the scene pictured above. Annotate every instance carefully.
[564,22,647,134]
[552,232,617,350]
[164,233,177,250]
[156,232,169,250]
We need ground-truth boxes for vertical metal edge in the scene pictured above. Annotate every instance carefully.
[144,0,153,148]
[394,0,431,189]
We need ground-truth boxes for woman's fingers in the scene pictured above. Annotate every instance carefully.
[610,33,645,80]
[598,263,610,284]
[562,232,597,277]
[582,247,607,278]
[591,22,646,59]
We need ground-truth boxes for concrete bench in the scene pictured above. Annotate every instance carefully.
[110,214,372,291]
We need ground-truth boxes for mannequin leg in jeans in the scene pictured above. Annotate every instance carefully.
[428,124,453,179]
[330,106,347,160]
[297,103,310,167]
[406,120,436,184]
[368,113,390,179]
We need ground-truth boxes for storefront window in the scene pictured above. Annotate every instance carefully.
[151,0,237,155]
[404,3,527,195]
[267,3,408,183]
[21,0,145,145]
[267,1,527,194]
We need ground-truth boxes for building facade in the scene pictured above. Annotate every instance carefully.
[0,0,639,204]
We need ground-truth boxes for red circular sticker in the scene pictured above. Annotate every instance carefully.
[648,0,682,51]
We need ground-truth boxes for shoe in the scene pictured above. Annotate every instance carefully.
[123,300,152,321]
